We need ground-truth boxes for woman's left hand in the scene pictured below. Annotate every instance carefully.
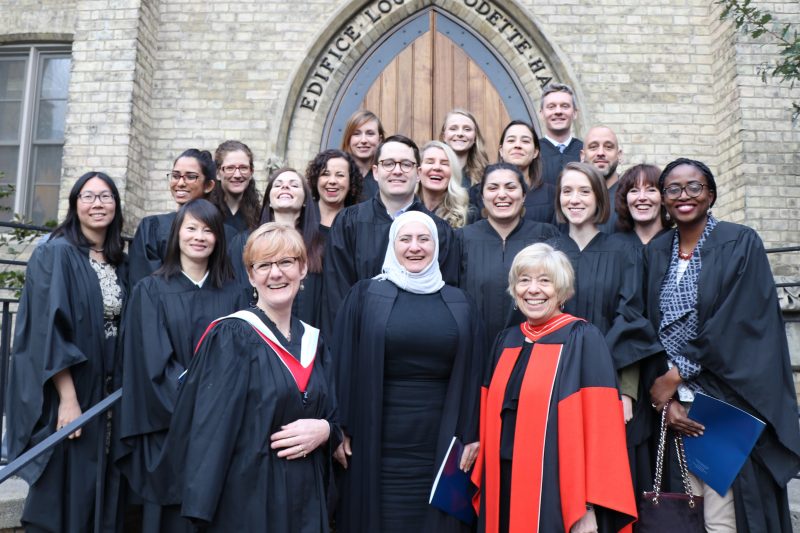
[649,366,681,411]
[270,419,331,460]
[570,507,597,533]
[460,442,479,472]
[621,395,634,423]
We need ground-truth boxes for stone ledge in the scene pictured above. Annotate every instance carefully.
[0,477,26,532]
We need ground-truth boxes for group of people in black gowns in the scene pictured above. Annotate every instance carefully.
[6,105,800,533]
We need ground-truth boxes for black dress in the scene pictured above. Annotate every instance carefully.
[332,280,484,533]
[381,291,459,531]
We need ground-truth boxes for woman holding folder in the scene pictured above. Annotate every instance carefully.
[646,158,800,531]
[471,243,637,533]
[331,211,485,532]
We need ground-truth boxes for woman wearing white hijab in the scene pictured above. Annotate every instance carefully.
[331,211,485,533]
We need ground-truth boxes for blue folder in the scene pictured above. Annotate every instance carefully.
[684,392,766,496]
[429,436,477,525]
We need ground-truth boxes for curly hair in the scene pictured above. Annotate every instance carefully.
[305,149,362,207]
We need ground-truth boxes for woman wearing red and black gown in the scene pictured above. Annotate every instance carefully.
[472,243,636,533]
[332,211,485,532]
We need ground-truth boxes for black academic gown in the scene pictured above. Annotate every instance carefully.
[540,138,583,187]
[156,310,341,532]
[128,212,176,288]
[360,169,378,202]
[220,203,248,235]
[6,237,128,533]
[321,195,459,335]
[457,218,558,343]
[116,274,248,529]
[468,182,557,225]
[474,320,637,533]
[597,181,619,235]
[332,280,485,533]
[642,222,800,532]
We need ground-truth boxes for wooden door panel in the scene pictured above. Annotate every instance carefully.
[360,13,511,155]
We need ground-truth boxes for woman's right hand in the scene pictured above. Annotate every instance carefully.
[665,400,704,437]
[57,399,83,439]
[334,435,352,468]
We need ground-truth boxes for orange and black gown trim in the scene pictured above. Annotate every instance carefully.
[472,314,637,533]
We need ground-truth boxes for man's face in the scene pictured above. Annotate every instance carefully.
[539,91,577,137]
[373,141,419,202]
[581,127,622,179]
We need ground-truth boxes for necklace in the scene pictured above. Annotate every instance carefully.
[677,244,695,260]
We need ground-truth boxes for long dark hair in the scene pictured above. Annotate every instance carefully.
[174,148,216,194]
[306,149,362,206]
[155,199,234,288]
[260,167,324,273]
[499,120,543,190]
[49,171,125,266]
[211,140,261,231]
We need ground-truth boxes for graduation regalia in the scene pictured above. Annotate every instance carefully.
[457,218,558,343]
[472,317,637,533]
[115,274,248,528]
[643,222,800,532]
[152,309,340,532]
[332,280,485,533]
[539,138,583,187]
[321,195,459,334]
[128,212,176,287]
[360,169,378,201]
[6,237,128,533]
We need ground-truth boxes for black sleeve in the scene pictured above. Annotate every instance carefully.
[128,217,163,287]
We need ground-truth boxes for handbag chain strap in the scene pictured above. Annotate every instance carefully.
[650,398,697,508]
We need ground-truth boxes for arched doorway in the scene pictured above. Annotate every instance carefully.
[322,8,537,152]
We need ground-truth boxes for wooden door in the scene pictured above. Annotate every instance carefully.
[361,11,511,152]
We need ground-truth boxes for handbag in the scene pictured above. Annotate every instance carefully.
[635,399,704,533]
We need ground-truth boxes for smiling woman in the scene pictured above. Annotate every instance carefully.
[417,140,470,228]
[6,172,127,532]
[129,149,217,286]
[331,210,485,533]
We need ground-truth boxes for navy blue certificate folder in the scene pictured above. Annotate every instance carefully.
[429,436,476,524]
[684,392,766,496]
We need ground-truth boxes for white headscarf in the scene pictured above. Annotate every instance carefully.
[374,211,445,294]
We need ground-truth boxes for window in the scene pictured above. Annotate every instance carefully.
[0,44,71,225]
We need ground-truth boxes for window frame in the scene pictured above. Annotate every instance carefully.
[0,43,71,223]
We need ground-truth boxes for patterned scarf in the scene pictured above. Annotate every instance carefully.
[658,215,718,397]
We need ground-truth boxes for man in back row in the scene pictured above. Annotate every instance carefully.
[539,83,582,186]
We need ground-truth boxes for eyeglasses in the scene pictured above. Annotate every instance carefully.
[78,192,115,205]
[378,159,416,173]
[662,181,707,200]
[168,172,201,183]
[251,257,299,274]
[221,165,252,177]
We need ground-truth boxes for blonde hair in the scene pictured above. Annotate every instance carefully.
[439,109,489,187]
[508,243,575,305]
[243,222,308,273]
[417,141,470,228]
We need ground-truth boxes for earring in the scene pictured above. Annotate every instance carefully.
[520,207,527,219]
[300,282,305,291]
[480,208,488,219]
[707,209,712,217]
[665,211,671,221]
[513,302,518,311]
[251,286,258,303]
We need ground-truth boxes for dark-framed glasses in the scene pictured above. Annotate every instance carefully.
[168,172,201,183]
[252,257,299,274]
[221,164,252,177]
[662,181,707,200]
[378,159,416,173]
[78,192,115,205]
